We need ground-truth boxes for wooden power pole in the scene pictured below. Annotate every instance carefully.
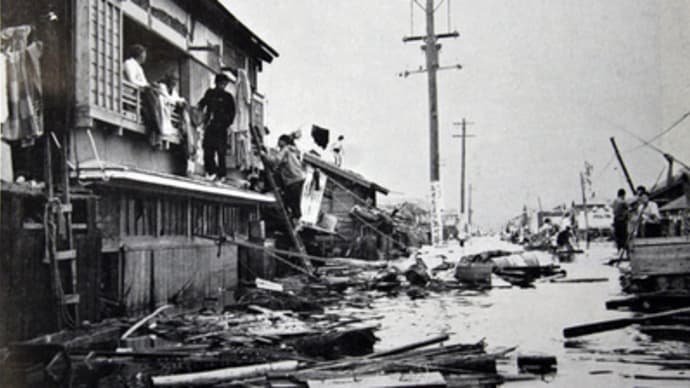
[452,119,474,215]
[580,172,590,249]
[402,0,459,245]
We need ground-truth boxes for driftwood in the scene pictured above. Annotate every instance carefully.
[120,304,173,341]
[606,292,690,311]
[550,277,608,284]
[370,334,449,359]
[307,371,446,388]
[151,360,299,386]
[563,307,690,338]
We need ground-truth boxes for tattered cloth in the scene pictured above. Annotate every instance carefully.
[0,26,43,143]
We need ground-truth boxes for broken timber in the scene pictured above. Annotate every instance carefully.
[563,307,690,338]
[151,360,299,386]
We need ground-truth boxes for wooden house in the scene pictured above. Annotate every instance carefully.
[0,0,278,343]
[302,153,389,255]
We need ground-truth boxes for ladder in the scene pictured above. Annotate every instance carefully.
[249,125,313,273]
[44,130,79,329]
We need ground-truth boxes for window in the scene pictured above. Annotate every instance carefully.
[89,0,122,113]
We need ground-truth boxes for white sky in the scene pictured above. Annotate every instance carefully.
[223,0,690,229]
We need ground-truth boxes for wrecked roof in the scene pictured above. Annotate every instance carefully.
[303,153,390,195]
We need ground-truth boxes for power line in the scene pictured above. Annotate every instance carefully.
[616,125,690,170]
[630,110,690,151]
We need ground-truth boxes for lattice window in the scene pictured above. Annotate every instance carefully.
[89,0,122,113]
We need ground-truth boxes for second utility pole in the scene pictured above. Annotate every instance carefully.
[452,118,474,214]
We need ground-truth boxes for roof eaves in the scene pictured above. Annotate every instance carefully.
[185,0,279,63]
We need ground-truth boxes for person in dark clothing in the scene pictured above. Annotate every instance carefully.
[611,188,629,253]
[556,226,575,251]
[197,73,236,179]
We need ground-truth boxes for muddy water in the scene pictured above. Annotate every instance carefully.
[371,242,690,387]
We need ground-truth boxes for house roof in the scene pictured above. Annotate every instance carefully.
[660,195,688,212]
[303,153,390,195]
[178,0,279,63]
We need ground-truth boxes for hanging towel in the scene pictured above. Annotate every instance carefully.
[0,52,8,124]
[234,69,251,132]
[1,26,44,143]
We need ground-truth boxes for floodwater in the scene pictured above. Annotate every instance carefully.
[369,240,690,387]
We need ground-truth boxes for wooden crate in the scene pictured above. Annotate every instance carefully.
[630,236,690,277]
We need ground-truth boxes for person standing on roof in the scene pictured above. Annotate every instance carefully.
[331,135,344,167]
[197,73,235,180]
[262,134,306,223]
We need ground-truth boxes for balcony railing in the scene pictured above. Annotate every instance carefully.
[121,80,182,145]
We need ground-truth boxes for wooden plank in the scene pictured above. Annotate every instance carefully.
[307,372,446,388]
[151,360,299,386]
[55,250,78,261]
[631,242,690,276]
[123,250,152,314]
[632,236,690,247]
[63,294,81,305]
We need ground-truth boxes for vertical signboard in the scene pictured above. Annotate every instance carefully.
[430,180,443,246]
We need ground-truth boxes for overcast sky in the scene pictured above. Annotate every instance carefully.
[224,0,690,229]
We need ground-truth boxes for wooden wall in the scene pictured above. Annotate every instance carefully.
[322,177,375,241]
[121,240,237,314]
[95,186,247,314]
[0,188,101,345]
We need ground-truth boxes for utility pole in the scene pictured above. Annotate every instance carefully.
[403,0,459,246]
[452,119,474,214]
[580,172,590,249]
[468,183,473,226]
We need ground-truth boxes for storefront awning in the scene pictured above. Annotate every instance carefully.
[75,163,275,205]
